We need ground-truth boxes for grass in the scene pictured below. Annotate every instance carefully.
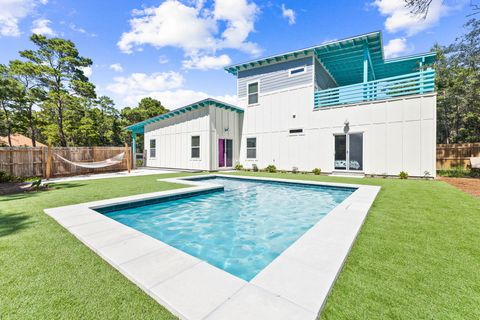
[1,172,479,319]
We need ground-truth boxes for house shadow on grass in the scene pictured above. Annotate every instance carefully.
[0,213,32,237]
[0,183,85,202]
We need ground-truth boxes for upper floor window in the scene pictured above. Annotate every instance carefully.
[289,66,306,77]
[191,136,200,158]
[246,137,256,159]
[149,139,156,158]
[247,82,259,105]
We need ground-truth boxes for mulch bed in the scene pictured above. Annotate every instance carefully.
[438,177,480,198]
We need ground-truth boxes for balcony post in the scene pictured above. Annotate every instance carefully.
[363,44,369,101]
[419,57,425,94]
[132,132,137,169]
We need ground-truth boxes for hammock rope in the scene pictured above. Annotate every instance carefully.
[54,152,125,169]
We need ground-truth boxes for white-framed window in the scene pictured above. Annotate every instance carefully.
[149,139,156,158]
[288,66,306,77]
[247,81,259,105]
[191,136,200,158]
[246,137,256,159]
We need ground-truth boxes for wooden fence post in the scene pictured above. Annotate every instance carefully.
[46,144,52,179]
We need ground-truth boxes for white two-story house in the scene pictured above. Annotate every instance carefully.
[126,31,437,177]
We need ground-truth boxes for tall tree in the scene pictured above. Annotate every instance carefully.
[405,0,479,17]
[96,96,120,145]
[435,18,480,143]
[0,65,23,147]
[9,59,45,147]
[19,34,96,146]
[121,97,169,125]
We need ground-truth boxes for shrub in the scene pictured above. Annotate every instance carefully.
[234,163,244,171]
[437,166,471,178]
[252,164,259,172]
[312,168,321,175]
[292,166,299,174]
[471,168,480,178]
[265,164,277,173]
[0,171,13,183]
[399,171,408,179]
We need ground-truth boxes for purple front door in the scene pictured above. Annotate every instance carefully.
[218,139,225,167]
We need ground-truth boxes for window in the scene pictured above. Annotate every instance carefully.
[246,137,256,159]
[247,82,259,105]
[289,129,303,134]
[149,139,156,158]
[191,136,200,158]
[289,66,306,77]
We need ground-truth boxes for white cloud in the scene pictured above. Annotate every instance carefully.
[118,0,260,70]
[158,55,169,64]
[105,70,237,108]
[213,0,260,55]
[384,37,411,58]
[372,0,450,36]
[109,63,124,72]
[125,89,237,109]
[80,66,92,77]
[69,23,96,37]
[118,1,218,54]
[281,4,296,25]
[31,18,55,36]
[106,71,184,96]
[182,54,232,70]
[0,0,48,37]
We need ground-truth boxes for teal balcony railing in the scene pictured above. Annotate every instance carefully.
[314,69,435,109]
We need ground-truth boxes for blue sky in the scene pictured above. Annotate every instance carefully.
[0,0,473,109]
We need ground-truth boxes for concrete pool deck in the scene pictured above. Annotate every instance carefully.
[44,174,380,320]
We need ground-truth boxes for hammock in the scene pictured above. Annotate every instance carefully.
[55,152,125,169]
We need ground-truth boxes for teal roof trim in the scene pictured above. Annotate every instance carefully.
[124,98,243,134]
[225,31,437,86]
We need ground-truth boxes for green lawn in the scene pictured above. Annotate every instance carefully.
[1,172,479,319]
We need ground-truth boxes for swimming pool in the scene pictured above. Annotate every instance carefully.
[97,177,355,281]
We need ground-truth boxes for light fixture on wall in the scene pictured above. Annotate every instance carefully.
[343,119,350,134]
[224,127,229,132]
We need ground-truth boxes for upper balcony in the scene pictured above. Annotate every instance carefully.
[312,32,436,109]
[224,31,437,109]
[314,69,435,108]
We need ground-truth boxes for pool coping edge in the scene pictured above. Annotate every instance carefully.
[44,174,380,320]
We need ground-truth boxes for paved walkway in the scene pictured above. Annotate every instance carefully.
[45,168,180,184]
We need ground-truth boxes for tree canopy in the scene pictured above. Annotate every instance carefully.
[0,34,168,148]
[435,18,480,143]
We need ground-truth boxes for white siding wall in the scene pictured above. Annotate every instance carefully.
[238,82,437,177]
[208,105,243,170]
[144,107,211,170]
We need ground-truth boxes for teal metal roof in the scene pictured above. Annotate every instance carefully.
[225,31,436,86]
[124,98,243,134]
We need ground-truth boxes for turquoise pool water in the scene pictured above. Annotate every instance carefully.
[99,177,355,281]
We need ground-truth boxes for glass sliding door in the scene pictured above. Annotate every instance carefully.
[348,133,363,171]
[334,135,347,170]
[225,139,233,167]
[334,133,363,171]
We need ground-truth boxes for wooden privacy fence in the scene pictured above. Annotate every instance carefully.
[0,146,131,178]
[437,143,480,169]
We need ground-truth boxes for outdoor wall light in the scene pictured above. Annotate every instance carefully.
[344,119,350,133]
